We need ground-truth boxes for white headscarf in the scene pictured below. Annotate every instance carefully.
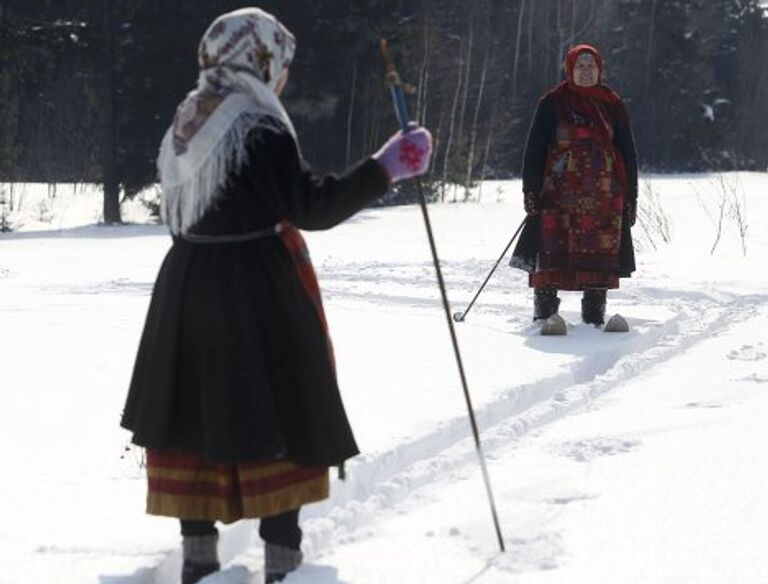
[158,8,297,234]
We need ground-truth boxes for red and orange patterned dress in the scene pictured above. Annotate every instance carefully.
[512,73,638,290]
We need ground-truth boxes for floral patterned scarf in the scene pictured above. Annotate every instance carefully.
[158,8,296,234]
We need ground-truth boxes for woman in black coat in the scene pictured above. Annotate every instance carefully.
[120,8,432,583]
[510,44,638,332]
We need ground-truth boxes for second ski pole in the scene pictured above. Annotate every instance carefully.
[453,217,527,323]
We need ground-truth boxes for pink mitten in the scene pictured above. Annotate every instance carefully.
[373,127,433,183]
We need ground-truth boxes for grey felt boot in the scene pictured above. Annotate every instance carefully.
[264,542,303,583]
[581,288,606,326]
[533,287,561,321]
[181,534,220,584]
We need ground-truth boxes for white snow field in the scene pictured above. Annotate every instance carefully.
[0,174,766,584]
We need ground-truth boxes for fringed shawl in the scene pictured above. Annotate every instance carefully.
[158,8,297,235]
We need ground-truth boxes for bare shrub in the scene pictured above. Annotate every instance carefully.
[0,184,15,232]
[696,172,748,256]
[636,175,671,251]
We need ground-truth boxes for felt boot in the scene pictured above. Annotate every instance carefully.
[265,542,303,583]
[181,534,219,584]
[533,287,560,321]
[582,288,607,326]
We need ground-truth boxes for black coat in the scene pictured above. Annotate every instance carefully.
[121,120,390,465]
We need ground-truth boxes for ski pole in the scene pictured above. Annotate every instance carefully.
[454,152,567,323]
[453,217,527,323]
[380,39,506,553]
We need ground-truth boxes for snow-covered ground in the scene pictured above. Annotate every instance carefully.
[0,174,766,584]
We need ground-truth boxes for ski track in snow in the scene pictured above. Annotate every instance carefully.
[138,270,768,582]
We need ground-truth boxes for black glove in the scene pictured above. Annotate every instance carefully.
[524,191,539,216]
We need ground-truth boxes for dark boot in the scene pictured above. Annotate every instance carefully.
[260,509,303,584]
[181,532,219,584]
[182,560,220,584]
[582,288,607,326]
[264,542,303,583]
[533,287,560,321]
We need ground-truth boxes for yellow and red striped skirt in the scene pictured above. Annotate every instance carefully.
[145,450,329,523]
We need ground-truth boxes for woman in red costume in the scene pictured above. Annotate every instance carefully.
[511,44,638,330]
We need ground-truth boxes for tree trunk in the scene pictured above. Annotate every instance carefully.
[477,102,498,203]
[430,91,450,186]
[419,69,430,127]
[527,0,535,73]
[416,4,431,125]
[555,0,565,81]
[645,0,658,90]
[345,57,358,167]
[512,0,526,94]
[441,39,464,202]
[456,14,474,166]
[464,36,491,199]
[102,0,121,224]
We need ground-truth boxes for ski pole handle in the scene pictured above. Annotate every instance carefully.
[380,38,412,133]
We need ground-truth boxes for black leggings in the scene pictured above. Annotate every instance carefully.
[180,508,302,551]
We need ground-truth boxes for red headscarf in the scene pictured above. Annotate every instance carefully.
[562,44,620,104]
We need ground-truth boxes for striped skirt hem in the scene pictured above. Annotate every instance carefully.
[145,450,329,523]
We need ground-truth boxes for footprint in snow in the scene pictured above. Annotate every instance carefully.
[556,436,641,462]
[546,493,598,506]
[197,566,249,583]
[494,532,564,573]
[737,373,768,384]
[684,401,724,409]
[726,345,767,362]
